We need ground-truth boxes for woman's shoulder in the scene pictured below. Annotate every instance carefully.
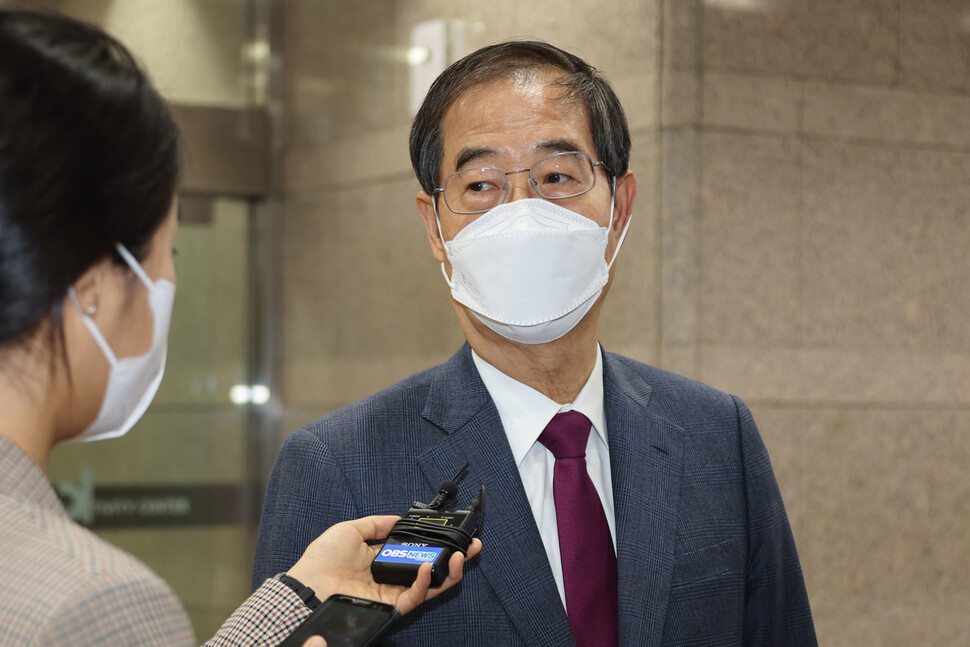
[0,495,195,645]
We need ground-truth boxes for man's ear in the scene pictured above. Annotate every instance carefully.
[612,170,637,236]
[417,191,447,264]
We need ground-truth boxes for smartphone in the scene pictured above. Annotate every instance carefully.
[277,594,400,647]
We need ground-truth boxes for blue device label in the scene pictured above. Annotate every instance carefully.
[374,544,444,564]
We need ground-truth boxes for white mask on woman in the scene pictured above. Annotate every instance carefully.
[440,197,630,345]
[69,243,175,442]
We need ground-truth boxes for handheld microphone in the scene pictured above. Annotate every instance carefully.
[371,463,484,587]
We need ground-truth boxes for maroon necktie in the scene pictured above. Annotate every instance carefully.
[538,410,619,647]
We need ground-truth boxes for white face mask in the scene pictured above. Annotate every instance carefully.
[68,243,175,442]
[440,197,630,345]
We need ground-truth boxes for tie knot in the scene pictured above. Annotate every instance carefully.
[538,410,592,459]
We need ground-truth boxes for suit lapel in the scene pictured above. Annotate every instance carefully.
[603,352,685,647]
[419,346,574,646]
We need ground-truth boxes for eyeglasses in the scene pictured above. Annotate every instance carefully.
[433,151,611,215]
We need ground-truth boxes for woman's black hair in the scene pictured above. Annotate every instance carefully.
[0,9,182,355]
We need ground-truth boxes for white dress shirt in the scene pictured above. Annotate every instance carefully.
[470,346,616,609]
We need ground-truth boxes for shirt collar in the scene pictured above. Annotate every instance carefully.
[470,345,608,467]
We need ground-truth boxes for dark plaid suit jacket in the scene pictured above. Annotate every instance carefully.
[253,345,817,646]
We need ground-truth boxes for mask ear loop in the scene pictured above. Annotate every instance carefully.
[69,287,120,367]
[115,243,156,291]
[605,177,631,271]
[67,243,159,367]
[432,196,457,289]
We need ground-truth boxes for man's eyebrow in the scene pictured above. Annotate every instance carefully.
[455,147,499,172]
[535,139,584,155]
[453,139,587,174]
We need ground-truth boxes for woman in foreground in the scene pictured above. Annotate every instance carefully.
[0,9,479,646]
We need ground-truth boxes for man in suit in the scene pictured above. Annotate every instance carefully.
[254,41,817,646]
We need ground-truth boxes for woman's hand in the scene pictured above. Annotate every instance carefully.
[286,515,482,615]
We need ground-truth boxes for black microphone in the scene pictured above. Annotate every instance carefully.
[371,461,484,586]
[412,461,468,510]
[426,479,458,510]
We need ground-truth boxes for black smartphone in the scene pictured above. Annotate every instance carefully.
[277,594,400,647]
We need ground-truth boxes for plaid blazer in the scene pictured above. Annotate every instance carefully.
[254,344,817,646]
[0,436,310,646]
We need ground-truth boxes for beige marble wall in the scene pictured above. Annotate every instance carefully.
[660,0,970,644]
[3,0,251,107]
[280,0,969,644]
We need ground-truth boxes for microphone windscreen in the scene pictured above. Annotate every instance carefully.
[439,481,458,498]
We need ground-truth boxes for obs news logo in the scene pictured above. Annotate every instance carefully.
[380,547,440,562]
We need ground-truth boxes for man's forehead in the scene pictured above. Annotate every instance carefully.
[506,66,553,99]
[440,70,591,170]
[449,67,579,115]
